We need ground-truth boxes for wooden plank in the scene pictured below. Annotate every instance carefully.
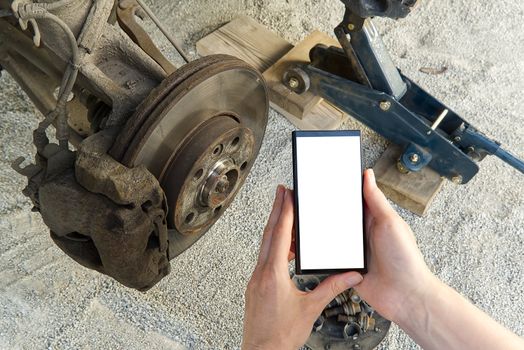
[262,31,340,120]
[373,144,445,216]
[196,15,293,72]
[196,16,345,130]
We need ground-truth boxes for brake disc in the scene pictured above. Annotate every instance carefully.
[111,54,269,257]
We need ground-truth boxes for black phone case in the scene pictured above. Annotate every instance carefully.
[292,130,367,275]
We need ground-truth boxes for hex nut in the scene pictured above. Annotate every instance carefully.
[379,100,391,111]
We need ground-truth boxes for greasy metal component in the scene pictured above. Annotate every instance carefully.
[283,67,310,94]
[114,55,268,257]
[14,129,170,291]
[293,275,390,350]
[116,0,176,74]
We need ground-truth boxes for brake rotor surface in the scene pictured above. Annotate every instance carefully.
[115,55,268,257]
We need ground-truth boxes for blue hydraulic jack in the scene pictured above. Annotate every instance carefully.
[283,0,524,184]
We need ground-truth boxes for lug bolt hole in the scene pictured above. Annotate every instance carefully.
[213,144,223,156]
[185,212,195,224]
[240,161,248,171]
[194,168,204,180]
[230,136,240,147]
[214,205,222,215]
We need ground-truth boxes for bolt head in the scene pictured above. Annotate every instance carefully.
[396,160,409,174]
[353,344,360,349]
[347,23,355,30]
[409,153,420,164]
[453,136,461,142]
[374,327,381,332]
[451,175,463,184]
[288,77,300,89]
[379,100,391,111]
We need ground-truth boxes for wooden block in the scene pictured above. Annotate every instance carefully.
[270,100,345,130]
[373,144,445,216]
[196,15,293,72]
[196,16,345,130]
[197,16,442,214]
[262,31,340,119]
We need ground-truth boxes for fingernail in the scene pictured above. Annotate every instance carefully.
[347,273,363,286]
[367,169,376,184]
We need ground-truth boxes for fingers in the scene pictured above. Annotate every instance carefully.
[267,188,295,265]
[257,185,286,265]
[363,169,396,220]
[308,272,363,311]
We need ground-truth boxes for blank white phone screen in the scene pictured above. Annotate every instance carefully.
[295,134,364,270]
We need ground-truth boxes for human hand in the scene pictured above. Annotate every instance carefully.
[242,186,364,350]
[354,169,439,324]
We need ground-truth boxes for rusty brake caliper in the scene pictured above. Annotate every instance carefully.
[14,129,170,291]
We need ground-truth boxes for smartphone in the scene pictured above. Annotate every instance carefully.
[292,130,366,274]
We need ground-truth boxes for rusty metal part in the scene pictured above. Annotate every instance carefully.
[327,291,350,308]
[358,314,376,332]
[0,0,166,135]
[293,275,391,350]
[113,55,268,257]
[116,0,176,74]
[343,322,362,339]
[337,314,357,323]
[14,129,170,291]
[165,115,255,235]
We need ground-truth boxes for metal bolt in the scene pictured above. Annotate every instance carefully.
[347,23,355,30]
[324,305,344,318]
[374,327,381,333]
[453,136,461,142]
[288,77,300,89]
[327,292,349,308]
[409,153,419,164]
[379,100,391,111]
[451,175,463,184]
[337,314,356,323]
[215,175,229,193]
[396,160,409,174]
[352,334,359,340]
[353,344,360,349]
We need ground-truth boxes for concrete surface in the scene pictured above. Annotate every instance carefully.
[1,0,523,349]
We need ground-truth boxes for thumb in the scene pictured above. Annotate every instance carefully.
[363,169,396,219]
[308,272,363,311]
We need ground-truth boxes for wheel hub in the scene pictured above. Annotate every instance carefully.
[162,114,255,235]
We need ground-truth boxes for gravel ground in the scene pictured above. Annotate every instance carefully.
[1,0,523,349]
